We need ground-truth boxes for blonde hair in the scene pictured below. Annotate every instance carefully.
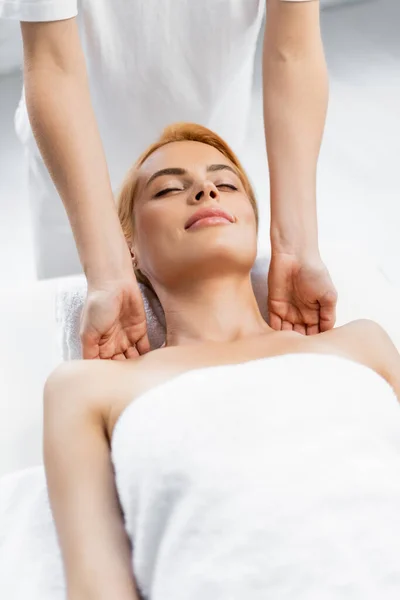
[117,122,258,288]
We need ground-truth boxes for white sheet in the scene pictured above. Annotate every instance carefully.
[0,279,62,477]
[0,467,64,600]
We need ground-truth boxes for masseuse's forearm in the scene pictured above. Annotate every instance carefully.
[263,0,328,255]
[21,20,132,285]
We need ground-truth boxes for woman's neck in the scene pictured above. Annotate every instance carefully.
[157,274,272,347]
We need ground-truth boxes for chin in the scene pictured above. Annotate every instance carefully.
[192,241,256,275]
[212,231,256,259]
[150,231,257,285]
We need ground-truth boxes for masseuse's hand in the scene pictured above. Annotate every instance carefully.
[267,252,337,335]
[80,277,150,360]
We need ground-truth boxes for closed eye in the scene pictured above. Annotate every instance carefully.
[217,184,238,191]
[154,187,183,198]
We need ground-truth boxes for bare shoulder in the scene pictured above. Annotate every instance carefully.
[43,359,142,427]
[323,320,400,392]
[45,359,127,402]
[43,347,189,433]
[326,319,394,354]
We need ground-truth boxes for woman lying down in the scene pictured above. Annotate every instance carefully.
[45,123,400,600]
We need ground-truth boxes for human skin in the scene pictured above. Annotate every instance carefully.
[21,0,334,358]
[44,141,400,600]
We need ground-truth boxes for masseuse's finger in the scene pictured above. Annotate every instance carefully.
[269,313,282,332]
[81,332,100,360]
[306,324,319,336]
[112,353,126,361]
[319,291,338,332]
[125,346,139,360]
[133,332,151,356]
[294,324,306,336]
[282,321,293,331]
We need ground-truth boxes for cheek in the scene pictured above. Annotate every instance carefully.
[135,204,163,238]
[234,195,258,229]
[134,203,182,260]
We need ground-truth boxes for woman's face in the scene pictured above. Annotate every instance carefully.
[132,141,258,288]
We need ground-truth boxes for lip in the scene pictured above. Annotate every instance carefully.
[185,207,235,230]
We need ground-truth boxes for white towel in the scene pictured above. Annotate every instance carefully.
[55,258,270,360]
[1,354,400,599]
[111,354,400,600]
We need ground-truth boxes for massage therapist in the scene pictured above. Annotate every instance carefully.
[1,0,337,359]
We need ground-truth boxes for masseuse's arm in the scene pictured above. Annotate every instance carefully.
[21,19,149,359]
[264,0,337,335]
[44,361,139,600]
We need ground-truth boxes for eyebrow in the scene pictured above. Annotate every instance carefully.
[145,163,238,187]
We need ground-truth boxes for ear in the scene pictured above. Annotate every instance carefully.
[125,237,133,256]
[129,243,139,269]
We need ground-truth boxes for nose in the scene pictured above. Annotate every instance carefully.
[192,181,220,203]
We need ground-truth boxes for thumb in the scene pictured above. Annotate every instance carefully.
[268,312,283,332]
[133,330,151,355]
[80,329,101,360]
[319,290,338,332]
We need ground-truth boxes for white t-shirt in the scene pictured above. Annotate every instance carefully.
[1,0,313,278]
[1,0,313,182]
[1,0,267,189]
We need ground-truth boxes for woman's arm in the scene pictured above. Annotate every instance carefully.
[263,1,337,334]
[44,362,140,600]
[263,0,327,254]
[21,18,131,284]
[21,19,149,359]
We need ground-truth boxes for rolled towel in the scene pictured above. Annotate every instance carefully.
[55,257,270,360]
[55,243,400,362]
